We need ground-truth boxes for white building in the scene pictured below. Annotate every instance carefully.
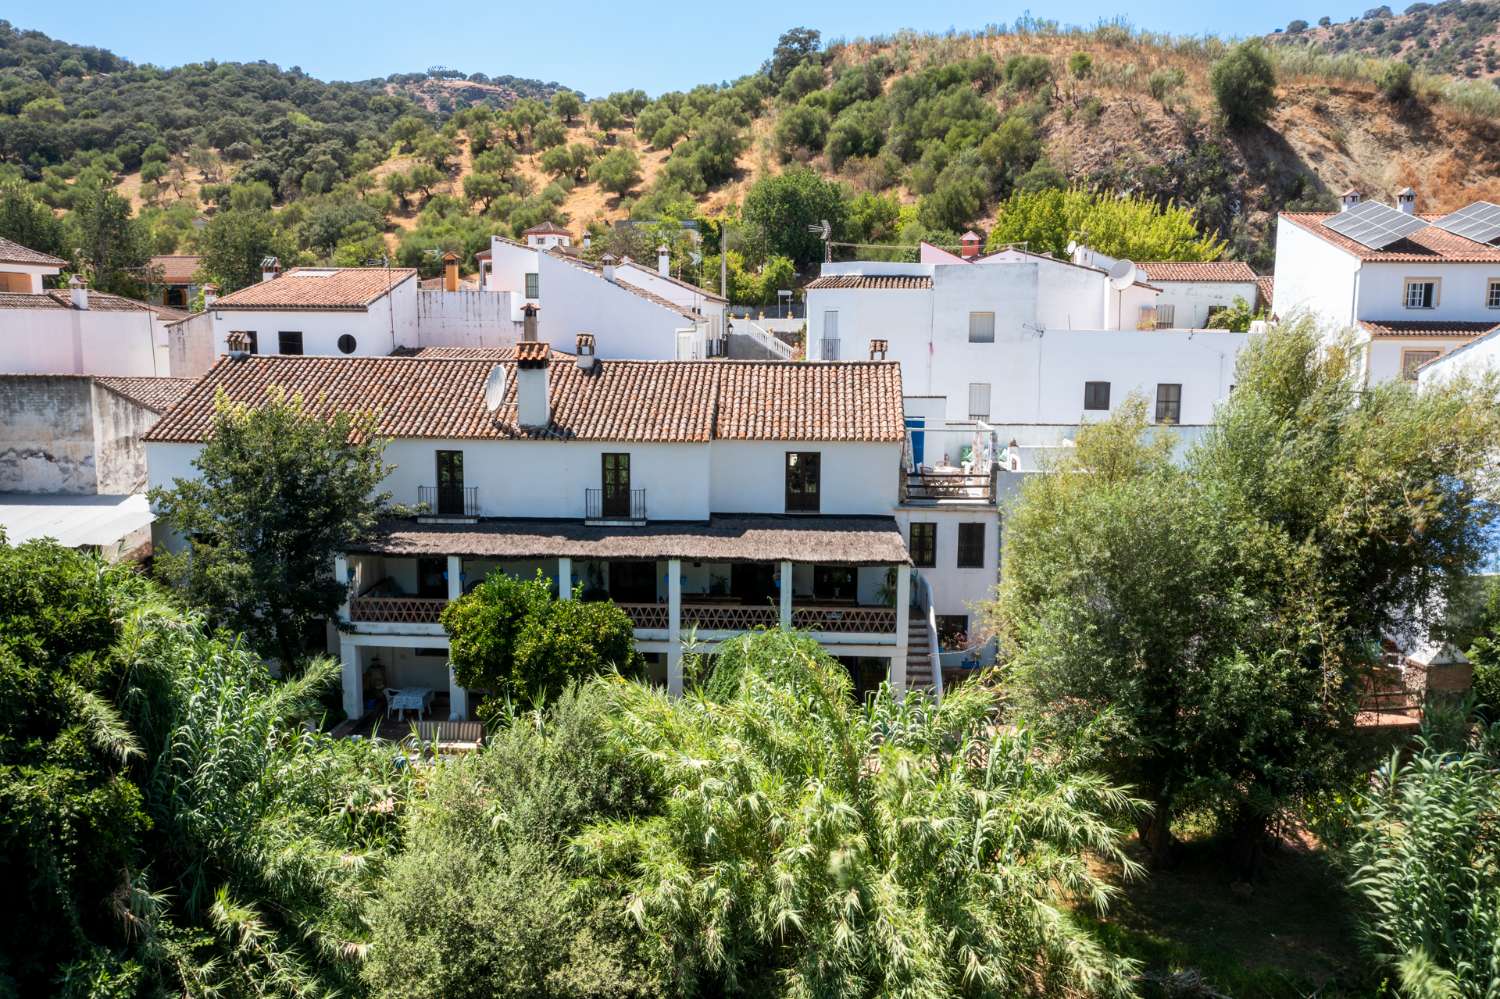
[1417,323,1500,388]
[208,266,423,357]
[145,347,1001,719]
[804,242,1248,431]
[1272,191,1500,383]
[0,277,179,377]
[482,228,720,360]
[0,236,66,293]
[1135,260,1263,329]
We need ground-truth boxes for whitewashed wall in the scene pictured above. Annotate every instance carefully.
[1419,329,1500,387]
[1150,280,1260,329]
[536,253,701,360]
[1272,218,1361,329]
[893,508,1002,626]
[708,440,901,515]
[1357,262,1500,324]
[1366,336,1476,385]
[0,306,170,376]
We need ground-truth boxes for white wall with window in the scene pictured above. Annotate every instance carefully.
[893,507,1002,636]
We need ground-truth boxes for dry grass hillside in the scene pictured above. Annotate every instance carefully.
[1268,1,1500,81]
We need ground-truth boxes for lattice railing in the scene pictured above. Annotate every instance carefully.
[681,604,779,631]
[793,606,897,633]
[349,596,448,624]
[618,603,670,629]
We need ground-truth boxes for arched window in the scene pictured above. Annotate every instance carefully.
[337,334,357,354]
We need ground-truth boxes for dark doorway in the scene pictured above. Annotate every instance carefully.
[608,561,657,603]
[602,453,631,518]
[731,563,776,605]
[436,450,464,515]
[416,557,448,598]
[813,565,857,602]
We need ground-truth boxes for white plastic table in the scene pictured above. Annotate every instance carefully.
[388,687,433,719]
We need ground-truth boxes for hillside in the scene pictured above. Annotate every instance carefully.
[4,16,1500,298]
[1268,1,1500,80]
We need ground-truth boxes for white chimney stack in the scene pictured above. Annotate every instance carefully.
[601,253,617,283]
[521,303,539,342]
[1396,186,1417,215]
[69,274,88,310]
[1340,188,1362,212]
[656,244,670,277]
[261,257,281,282]
[515,341,551,429]
[575,332,596,370]
[202,282,218,309]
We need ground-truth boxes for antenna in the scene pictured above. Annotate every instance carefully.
[483,364,508,412]
[806,219,832,262]
[1108,259,1138,291]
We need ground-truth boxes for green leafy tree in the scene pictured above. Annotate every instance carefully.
[588,100,623,133]
[67,183,149,295]
[552,89,583,123]
[765,26,822,86]
[575,629,1144,997]
[986,187,1227,260]
[589,147,642,197]
[199,208,294,291]
[741,167,848,269]
[0,182,67,263]
[463,171,508,211]
[779,60,825,103]
[1205,295,1262,331]
[993,322,1500,868]
[1210,40,1278,128]
[442,573,641,709]
[773,102,830,161]
[1069,51,1094,78]
[150,391,395,671]
[1379,60,1415,101]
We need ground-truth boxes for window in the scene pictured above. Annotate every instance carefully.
[968,382,991,420]
[524,272,539,298]
[968,311,995,343]
[277,331,303,355]
[956,523,985,568]
[246,331,258,354]
[909,522,936,567]
[1155,383,1182,424]
[1404,278,1438,309]
[785,452,820,513]
[1154,304,1176,329]
[1488,279,1500,309]
[1206,304,1226,324]
[936,614,969,649]
[416,557,447,598]
[435,450,464,515]
[1402,349,1441,381]
[601,453,631,518]
[337,333,357,354]
[1083,381,1111,411]
[822,311,840,359]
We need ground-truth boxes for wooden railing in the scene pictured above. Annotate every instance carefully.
[616,602,895,635]
[349,596,448,624]
[903,470,996,502]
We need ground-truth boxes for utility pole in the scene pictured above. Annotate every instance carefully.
[720,220,728,300]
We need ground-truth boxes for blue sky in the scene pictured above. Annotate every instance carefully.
[22,2,1371,96]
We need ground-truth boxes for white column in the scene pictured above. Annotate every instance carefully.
[667,558,683,696]
[891,566,911,696]
[334,555,350,621]
[558,557,573,600]
[340,640,363,720]
[446,555,466,718]
[779,560,793,629]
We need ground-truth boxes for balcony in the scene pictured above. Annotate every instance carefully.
[617,601,895,636]
[348,595,447,624]
[902,468,997,504]
[585,487,647,525]
[418,485,479,519]
[820,337,841,360]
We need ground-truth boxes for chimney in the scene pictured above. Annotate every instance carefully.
[657,243,670,277]
[601,253,617,283]
[1396,186,1417,215]
[202,282,218,309]
[959,230,981,260]
[575,331,596,370]
[226,330,251,355]
[261,256,281,282]
[1340,188,1362,212]
[868,338,888,360]
[69,274,88,310]
[514,341,551,428]
[582,233,591,249]
[521,302,539,342]
[442,251,460,291]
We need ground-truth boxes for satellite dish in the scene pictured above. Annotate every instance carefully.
[1108,259,1138,291]
[482,364,508,412]
[1066,240,1079,255]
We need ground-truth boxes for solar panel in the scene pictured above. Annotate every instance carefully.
[1433,202,1500,245]
[1323,200,1430,249]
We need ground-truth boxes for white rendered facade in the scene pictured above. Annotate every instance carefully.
[0,296,173,377]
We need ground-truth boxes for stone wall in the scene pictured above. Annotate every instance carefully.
[0,375,158,494]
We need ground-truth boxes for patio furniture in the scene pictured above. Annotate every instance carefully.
[387,687,434,721]
[412,720,485,753]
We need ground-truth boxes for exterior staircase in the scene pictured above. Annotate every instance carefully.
[906,618,937,692]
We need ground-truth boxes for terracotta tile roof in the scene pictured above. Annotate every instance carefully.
[348,514,910,565]
[805,274,933,290]
[0,290,158,313]
[144,356,906,445]
[210,267,418,311]
[514,341,549,367]
[1137,261,1258,282]
[1281,213,1500,263]
[148,255,202,285]
[1255,276,1274,310]
[1359,320,1500,339]
[617,258,729,303]
[474,248,491,260]
[95,376,196,413]
[0,236,66,267]
[398,345,572,360]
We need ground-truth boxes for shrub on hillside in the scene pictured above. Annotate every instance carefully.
[1210,40,1279,127]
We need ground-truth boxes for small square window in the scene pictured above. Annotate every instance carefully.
[909,522,936,567]
[1154,304,1176,329]
[1083,381,1111,410]
[1488,279,1500,309]
[1155,383,1182,424]
[968,382,991,420]
[968,311,995,343]
[1402,349,1440,381]
[524,272,539,298]
[1404,279,1437,309]
[278,331,303,355]
[956,523,985,568]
